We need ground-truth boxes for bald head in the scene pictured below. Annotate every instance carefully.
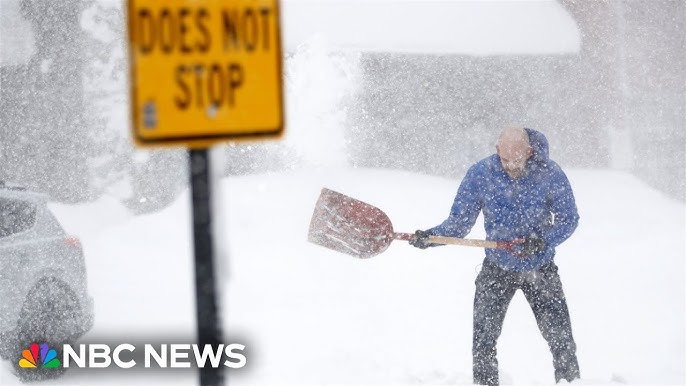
[497,127,530,149]
[496,127,532,178]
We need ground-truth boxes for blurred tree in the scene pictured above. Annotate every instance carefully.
[0,0,94,202]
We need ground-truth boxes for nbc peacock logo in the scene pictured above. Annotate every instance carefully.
[18,343,61,369]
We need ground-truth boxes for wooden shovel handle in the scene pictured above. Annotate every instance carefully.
[428,235,500,249]
[395,232,510,250]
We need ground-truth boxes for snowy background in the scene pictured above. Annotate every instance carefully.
[1,0,685,385]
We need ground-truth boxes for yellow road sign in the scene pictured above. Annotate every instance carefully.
[127,0,283,147]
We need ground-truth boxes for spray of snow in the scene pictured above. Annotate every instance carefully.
[284,35,360,168]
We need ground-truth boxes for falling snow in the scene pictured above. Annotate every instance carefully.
[0,0,684,385]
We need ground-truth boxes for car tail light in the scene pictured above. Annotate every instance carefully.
[66,235,82,249]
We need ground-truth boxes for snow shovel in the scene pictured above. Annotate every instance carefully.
[307,188,515,258]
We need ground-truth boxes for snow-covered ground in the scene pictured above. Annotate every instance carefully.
[1,167,683,385]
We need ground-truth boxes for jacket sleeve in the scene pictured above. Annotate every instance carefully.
[544,167,579,247]
[427,165,483,238]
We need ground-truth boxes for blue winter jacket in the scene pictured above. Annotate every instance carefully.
[427,129,579,271]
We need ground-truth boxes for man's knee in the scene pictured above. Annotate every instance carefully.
[473,332,499,360]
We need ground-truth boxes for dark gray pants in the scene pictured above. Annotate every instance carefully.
[473,259,580,386]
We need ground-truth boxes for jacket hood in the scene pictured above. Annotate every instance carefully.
[524,128,549,163]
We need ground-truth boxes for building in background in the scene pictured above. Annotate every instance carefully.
[331,0,684,200]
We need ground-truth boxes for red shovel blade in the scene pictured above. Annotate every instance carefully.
[308,188,396,258]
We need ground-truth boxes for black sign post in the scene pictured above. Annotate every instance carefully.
[189,148,223,386]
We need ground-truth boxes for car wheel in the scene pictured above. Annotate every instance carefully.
[12,277,83,382]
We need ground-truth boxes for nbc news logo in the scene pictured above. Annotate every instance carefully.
[18,342,246,369]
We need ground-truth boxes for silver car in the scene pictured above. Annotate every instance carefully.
[0,183,94,381]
